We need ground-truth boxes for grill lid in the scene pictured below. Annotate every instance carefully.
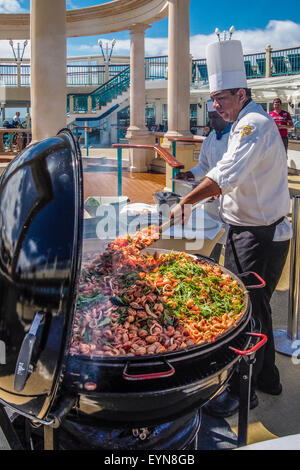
[0,129,83,422]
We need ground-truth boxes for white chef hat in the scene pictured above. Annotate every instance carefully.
[206,39,247,93]
[206,99,215,112]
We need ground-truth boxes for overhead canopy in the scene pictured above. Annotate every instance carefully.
[0,0,168,39]
[191,74,300,103]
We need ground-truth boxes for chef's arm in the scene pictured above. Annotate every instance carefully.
[170,177,221,219]
[180,177,221,206]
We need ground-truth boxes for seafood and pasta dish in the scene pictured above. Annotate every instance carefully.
[70,227,247,357]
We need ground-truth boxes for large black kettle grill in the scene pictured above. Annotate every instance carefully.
[0,129,266,450]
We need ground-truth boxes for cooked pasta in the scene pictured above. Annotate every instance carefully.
[70,227,247,357]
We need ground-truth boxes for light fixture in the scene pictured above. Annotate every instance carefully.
[214,26,235,42]
[229,26,235,39]
[98,39,117,63]
[9,39,28,63]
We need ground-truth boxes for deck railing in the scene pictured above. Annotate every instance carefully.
[243,52,267,78]
[145,56,168,80]
[112,142,184,196]
[69,67,130,114]
[91,66,130,111]
[1,47,300,88]
[0,128,31,155]
[67,65,105,86]
[0,64,18,86]
[271,46,300,76]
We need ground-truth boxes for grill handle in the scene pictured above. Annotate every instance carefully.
[123,360,175,381]
[229,332,267,356]
[14,311,45,393]
[238,271,266,290]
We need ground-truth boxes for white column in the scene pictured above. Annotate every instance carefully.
[30,0,67,141]
[126,24,154,172]
[265,44,272,78]
[17,62,21,87]
[165,0,192,138]
[127,24,149,137]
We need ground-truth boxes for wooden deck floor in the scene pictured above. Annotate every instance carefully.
[84,168,166,205]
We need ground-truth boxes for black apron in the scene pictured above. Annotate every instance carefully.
[225,218,290,391]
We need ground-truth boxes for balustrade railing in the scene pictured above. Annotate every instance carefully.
[67,65,105,86]
[243,52,267,78]
[109,64,130,78]
[145,56,168,80]
[271,46,300,76]
[91,66,130,111]
[192,59,208,83]
[0,128,31,155]
[20,64,30,86]
[0,64,18,86]
[73,94,89,113]
[1,47,300,89]
[69,67,130,114]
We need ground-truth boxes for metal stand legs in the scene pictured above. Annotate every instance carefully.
[275,195,300,356]
[0,404,23,450]
[237,353,255,448]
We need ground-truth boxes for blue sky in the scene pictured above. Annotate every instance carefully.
[1,0,300,58]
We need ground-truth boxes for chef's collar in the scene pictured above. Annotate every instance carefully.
[215,123,232,140]
[236,99,254,123]
[241,98,252,112]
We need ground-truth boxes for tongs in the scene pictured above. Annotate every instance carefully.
[146,199,208,247]
[110,200,208,307]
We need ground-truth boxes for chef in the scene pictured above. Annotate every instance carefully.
[176,99,231,261]
[171,38,292,417]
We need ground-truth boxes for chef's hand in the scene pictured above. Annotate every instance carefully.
[175,171,195,180]
[170,202,192,225]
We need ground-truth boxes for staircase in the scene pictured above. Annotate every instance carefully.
[67,67,130,124]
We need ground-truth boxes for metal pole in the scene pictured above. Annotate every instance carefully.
[274,195,300,355]
[171,141,176,192]
[85,121,89,157]
[288,196,300,339]
[117,147,122,196]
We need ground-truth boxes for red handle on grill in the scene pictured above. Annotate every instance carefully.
[239,271,266,289]
[123,360,175,381]
[229,332,267,356]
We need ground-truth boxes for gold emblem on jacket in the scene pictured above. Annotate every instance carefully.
[240,125,253,141]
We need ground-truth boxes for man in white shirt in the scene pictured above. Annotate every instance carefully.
[13,111,21,127]
[176,102,231,260]
[171,39,291,417]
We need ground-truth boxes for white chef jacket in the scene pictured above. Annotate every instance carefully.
[191,127,230,180]
[191,127,230,244]
[206,100,292,241]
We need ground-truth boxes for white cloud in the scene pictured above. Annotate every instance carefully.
[0,0,26,13]
[0,19,299,61]
[192,20,300,57]
[76,37,169,57]
[72,20,300,59]
[0,39,30,59]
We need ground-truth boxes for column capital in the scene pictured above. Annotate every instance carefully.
[129,23,151,34]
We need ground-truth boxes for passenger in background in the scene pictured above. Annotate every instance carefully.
[12,111,21,127]
[269,98,294,155]
[175,100,231,261]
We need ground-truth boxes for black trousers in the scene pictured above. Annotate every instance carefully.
[224,223,290,392]
[282,136,289,154]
